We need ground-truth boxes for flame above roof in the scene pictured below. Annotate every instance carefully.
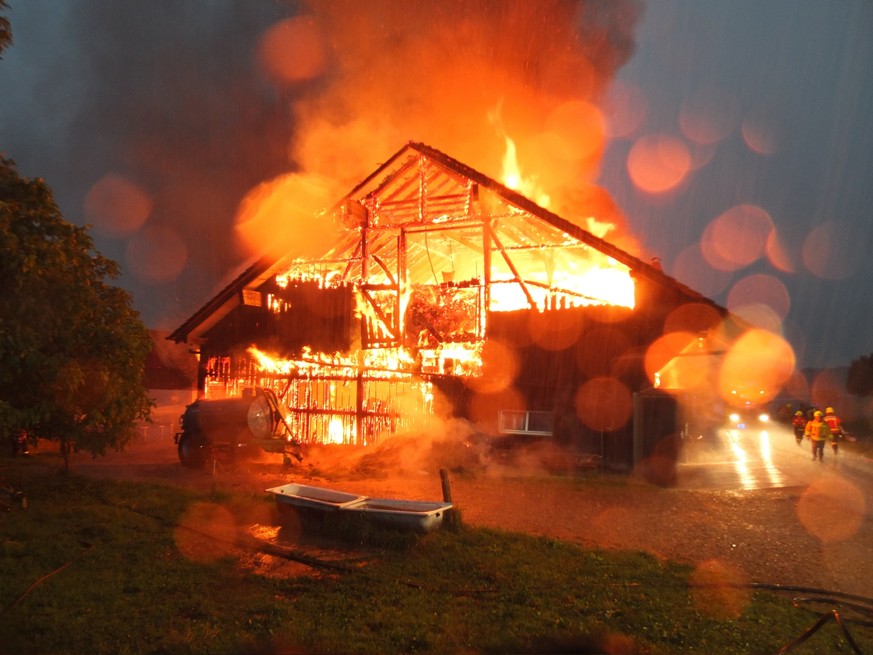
[169,142,725,345]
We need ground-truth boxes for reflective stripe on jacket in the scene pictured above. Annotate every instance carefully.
[805,419,832,442]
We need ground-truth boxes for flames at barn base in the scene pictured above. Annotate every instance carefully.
[170,143,736,470]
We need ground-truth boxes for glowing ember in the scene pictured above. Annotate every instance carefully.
[327,417,345,444]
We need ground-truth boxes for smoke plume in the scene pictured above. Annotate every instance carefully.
[289,0,643,233]
[1,1,642,328]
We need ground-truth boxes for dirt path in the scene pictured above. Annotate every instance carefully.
[60,428,873,600]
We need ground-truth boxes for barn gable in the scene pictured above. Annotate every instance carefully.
[169,142,735,462]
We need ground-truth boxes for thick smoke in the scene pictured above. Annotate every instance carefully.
[290,0,643,241]
[2,1,642,328]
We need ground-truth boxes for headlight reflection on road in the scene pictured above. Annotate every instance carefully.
[727,430,755,490]
[726,428,785,490]
[757,431,785,487]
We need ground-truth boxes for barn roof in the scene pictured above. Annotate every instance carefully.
[169,141,726,345]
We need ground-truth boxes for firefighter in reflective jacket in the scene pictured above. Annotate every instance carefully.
[804,410,832,461]
[791,411,806,446]
[823,406,844,456]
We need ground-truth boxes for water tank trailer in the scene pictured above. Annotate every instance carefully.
[174,387,302,467]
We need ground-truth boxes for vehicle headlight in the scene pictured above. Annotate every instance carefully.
[759,413,769,422]
[729,412,740,423]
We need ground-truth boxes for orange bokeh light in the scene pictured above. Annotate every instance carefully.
[810,368,853,415]
[644,331,698,387]
[543,100,605,162]
[663,302,723,335]
[671,244,733,298]
[718,329,795,407]
[465,340,519,395]
[527,309,585,352]
[726,273,790,322]
[701,204,773,271]
[84,173,153,238]
[797,475,865,543]
[764,228,795,272]
[257,17,328,86]
[235,172,343,260]
[690,559,751,619]
[802,220,864,280]
[468,386,525,434]
[626,134,691,194]
[741,111,778,155]
[574,376,632,431]
[679,85,739,145]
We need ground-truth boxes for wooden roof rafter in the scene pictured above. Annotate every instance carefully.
[169,141,729,346]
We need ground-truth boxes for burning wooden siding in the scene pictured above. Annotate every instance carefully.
[171,143,728,458]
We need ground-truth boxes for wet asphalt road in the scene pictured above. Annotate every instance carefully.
[677,420,873,498]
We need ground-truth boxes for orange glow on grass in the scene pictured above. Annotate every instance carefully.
[690,559,752,619]
[174,502,237,563]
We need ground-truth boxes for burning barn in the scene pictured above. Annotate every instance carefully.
[169,142,738,469]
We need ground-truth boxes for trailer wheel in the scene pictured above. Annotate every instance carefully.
[178,431,209,468]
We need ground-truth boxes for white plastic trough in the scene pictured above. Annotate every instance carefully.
[266,483,453,533]
[342,497,453,533]
[265,483,366,511]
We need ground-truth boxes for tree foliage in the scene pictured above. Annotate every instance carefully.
[0,1,10,59]
[847,353,873,398]
[0,157,153,469]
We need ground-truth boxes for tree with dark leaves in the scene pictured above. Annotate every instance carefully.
[0,1,10,59]
[847,353,873,398]
[0,157,153,470]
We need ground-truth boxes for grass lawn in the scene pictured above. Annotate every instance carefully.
[1,453,871,654]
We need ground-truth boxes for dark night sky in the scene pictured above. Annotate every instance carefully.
[600,0,873,371]
[1,1,871,371]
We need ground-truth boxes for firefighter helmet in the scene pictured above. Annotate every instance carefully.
[814,410,823,417]
[795,410,803,416]
[826,406,835,414]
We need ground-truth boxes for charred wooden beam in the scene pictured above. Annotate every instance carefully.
[359,288,399,341]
